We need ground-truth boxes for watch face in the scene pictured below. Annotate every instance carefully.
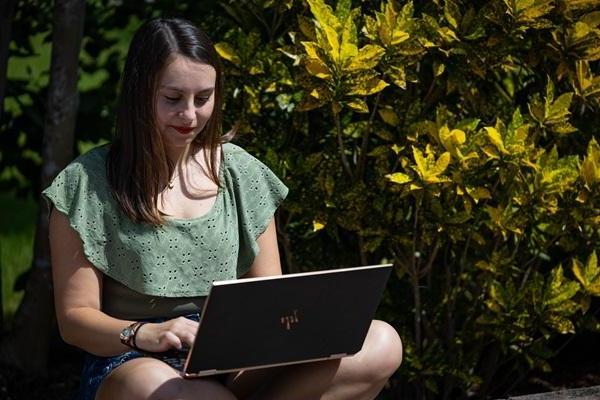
[120,326,134,341]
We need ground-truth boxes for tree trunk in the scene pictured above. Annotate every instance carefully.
[0,0,85,373]
[0,0,17,120]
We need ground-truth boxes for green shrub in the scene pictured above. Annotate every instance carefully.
[216,0,600,398]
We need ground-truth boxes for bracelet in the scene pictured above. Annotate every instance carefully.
[120,321,148,351]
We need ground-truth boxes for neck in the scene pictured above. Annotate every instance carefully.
[166,144,194,168]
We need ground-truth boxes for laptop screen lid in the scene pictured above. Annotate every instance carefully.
[183,263,393,377]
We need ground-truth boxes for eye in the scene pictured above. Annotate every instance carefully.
[165,96,179,103]
[194,97,209,106]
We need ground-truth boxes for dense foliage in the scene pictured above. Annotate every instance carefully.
[3,0,600,398]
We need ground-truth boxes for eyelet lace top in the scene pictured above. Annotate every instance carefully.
[42,142,288,298]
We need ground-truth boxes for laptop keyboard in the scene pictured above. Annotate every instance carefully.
[150,347,190,371]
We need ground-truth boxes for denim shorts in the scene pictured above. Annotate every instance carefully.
[77,313,200,400]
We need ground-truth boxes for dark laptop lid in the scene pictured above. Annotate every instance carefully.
[184,264,393,376]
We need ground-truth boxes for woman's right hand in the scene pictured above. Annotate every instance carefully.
[134,316,199,353]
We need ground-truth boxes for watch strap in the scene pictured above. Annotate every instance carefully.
[120,321,147,350]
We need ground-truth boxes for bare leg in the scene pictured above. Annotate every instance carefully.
[230,320,403,400]
[96,357,237,400]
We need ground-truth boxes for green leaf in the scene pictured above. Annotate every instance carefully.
[378,108,400,126]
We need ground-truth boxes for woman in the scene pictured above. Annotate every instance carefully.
[44,17,402,400]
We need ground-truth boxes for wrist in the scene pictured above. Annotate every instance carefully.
[120,321,147,351]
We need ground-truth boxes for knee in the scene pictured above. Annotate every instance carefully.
[358,320,403,383]
[98,359,179,400]
[97,358,237,400]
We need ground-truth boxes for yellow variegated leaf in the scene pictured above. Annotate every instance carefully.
[547,265,580,307]
[444,0,461,30]
[214,42,241,66]
[516,0,554,21]
[438,27,459,42]
[296,96,326,112]
[546,92,573,123]
[347,45,385,71]
[298,15,317,40]
[348,77,389,96]
[485,127,508,154]
[439,126,466,158]
[466,187,492,203]
[391,29,410,45]
[340,42,359,64]
[573,251,600,296]
[581,137,600,189]
[386,172,412,184]
[546,315,575,334]
[564,0,600,12]
[305,58,332,79]
[434,152,451,174]
[574,60,600,99]
[322,25,341,62]
[301,41,322,60]
[433,61,446,77]
[346,99,369,113]
[387,65,407,89]
[307,0,341,30]
[412,146,451,183]
[339,16,358,64]
[378,108,400,126]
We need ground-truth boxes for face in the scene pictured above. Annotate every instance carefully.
[155,54,217,154]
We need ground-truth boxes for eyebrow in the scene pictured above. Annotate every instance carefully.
[160,85,215,94]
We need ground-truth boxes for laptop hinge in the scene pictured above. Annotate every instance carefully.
[329,353,347,359]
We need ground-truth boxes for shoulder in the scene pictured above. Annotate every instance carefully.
[66,144,109,175]
[44,144,110,199]
[222,141,271,172]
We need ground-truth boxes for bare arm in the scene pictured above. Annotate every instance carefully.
[50,208,196,356]
[241,217,282,278]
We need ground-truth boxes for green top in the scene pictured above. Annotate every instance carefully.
[42,143,288,315]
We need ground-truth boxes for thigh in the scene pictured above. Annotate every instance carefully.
[96,357,235,400]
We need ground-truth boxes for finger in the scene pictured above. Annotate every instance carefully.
[162,331,183,350]
[180,331,196,348]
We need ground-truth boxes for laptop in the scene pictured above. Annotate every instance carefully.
[176,263,393,378]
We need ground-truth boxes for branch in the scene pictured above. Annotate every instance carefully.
[333,108,354,180]
[357,92,381,180]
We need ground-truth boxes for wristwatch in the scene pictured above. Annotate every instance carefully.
[120,321,147,350]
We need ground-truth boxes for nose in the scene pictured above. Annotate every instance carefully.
[178,99,195,121]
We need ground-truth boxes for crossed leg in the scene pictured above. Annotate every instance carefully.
[95,320,402,400]
[231,320,403,400]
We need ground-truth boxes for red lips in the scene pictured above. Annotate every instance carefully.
[172,126,195,134]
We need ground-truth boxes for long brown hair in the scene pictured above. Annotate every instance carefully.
[107,17,233,225]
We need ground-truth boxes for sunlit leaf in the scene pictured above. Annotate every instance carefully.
[215,42,241,66]
[386,172,412,184]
